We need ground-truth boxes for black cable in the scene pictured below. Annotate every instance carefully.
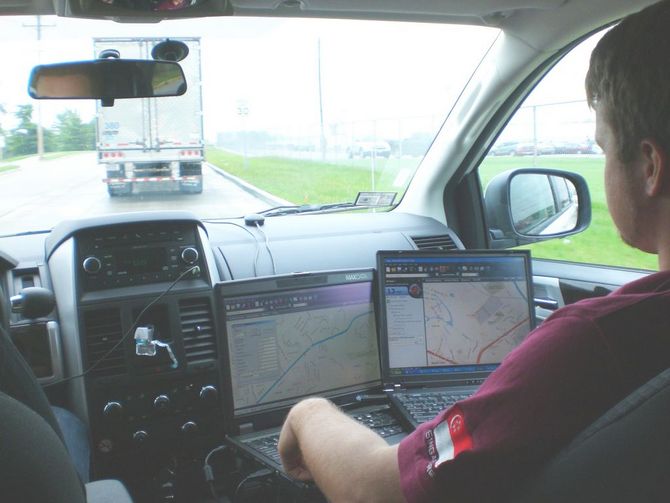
[233,468,273,503]
[43,265,199,388]
[254,222,277,275]
[204,220,260,276]
[204,444,238,502]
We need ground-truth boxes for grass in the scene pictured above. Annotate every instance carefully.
[0,154,33,163]
[0,165,18,174]
[0,150,87,165]
[206,148,415,205]
[206,148,658,271]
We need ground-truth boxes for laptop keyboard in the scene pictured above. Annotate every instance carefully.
[247,435,283,464]
[349,407,405,438]
[246,406,404,464]
[395,391,473,424]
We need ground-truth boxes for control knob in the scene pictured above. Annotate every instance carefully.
[102,401,123,420]
[153,394,171,412]
[132,430,149,445]
[199,385,218,406]
[180,421,199,437]
[82,256,102,274]
[180,247,199,265]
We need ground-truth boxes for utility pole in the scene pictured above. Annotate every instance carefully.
[23,16,55,159]
[317,38,326,160]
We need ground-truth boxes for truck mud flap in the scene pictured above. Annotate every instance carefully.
[179,177,203,194]
[107,181,132,197]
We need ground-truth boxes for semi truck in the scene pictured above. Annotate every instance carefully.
[95,37,204,196]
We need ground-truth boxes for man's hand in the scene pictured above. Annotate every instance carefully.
[277,397,404,503]
[278,402,313,481]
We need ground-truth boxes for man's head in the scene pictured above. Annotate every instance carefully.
[586,0,670,164]
[586,1,670,261]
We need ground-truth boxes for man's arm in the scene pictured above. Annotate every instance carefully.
[278,397,405,503]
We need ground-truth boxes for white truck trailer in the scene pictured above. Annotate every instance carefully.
[95,37,204,196]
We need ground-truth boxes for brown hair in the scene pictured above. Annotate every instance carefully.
[585,0,670,163]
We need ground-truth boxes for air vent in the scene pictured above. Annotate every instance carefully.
[179,298,217,364]
[411,234,459,251]
[83,308,126,378]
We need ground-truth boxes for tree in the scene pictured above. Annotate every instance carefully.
[0,103,6,159]
[5,104,38,157]
[54,109,95,151]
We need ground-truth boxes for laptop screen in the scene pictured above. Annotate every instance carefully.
[377,250,535,383]
[218,269,381,418]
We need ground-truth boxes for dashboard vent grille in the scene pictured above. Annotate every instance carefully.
[179,297,217,364]
[82,308,126,378]
[411,234,459,251]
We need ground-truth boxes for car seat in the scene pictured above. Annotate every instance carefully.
[0,391,133,503]
[0,280,132,502]
[514,367,670,502]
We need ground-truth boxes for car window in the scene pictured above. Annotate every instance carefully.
[0,15,497,236]
[480,30,658,271]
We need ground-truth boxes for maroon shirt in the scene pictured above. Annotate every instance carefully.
[398,270,670,502]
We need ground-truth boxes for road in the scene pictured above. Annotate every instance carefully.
[0,152,283,236]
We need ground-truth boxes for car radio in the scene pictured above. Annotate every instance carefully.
[76,222,204,291]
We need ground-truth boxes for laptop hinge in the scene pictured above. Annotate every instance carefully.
[238,422,254,435]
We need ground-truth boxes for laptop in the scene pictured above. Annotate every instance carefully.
[376,250,536,429]
[217,269,406,482]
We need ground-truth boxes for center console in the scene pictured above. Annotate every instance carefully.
[46,215,226,498]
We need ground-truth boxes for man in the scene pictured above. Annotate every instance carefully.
[278,1,670,501]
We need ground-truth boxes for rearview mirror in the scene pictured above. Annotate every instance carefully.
[484,168,591,248]
[28,59,187,100]
[97,0,204,12]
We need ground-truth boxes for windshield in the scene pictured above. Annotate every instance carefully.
[0,15,498,235]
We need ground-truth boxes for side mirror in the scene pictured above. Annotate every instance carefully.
[28,59,187,101]
[484,168,591,248]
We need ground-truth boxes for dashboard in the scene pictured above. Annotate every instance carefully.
[0,209,460,495]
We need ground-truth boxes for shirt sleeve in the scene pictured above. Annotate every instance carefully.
[397,312,623,503]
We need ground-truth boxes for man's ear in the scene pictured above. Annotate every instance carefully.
[640,139,668,197]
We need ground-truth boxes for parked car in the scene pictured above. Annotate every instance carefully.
[514,141,556,156]
[554,140,603,154]
[489,140,518,156]
[346,140,392,158]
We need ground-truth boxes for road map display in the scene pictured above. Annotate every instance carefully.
[380,253,533,372]
[226,282,380,414]
[423,280,531,366]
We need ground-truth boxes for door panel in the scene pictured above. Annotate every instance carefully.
[531,258,650,322]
